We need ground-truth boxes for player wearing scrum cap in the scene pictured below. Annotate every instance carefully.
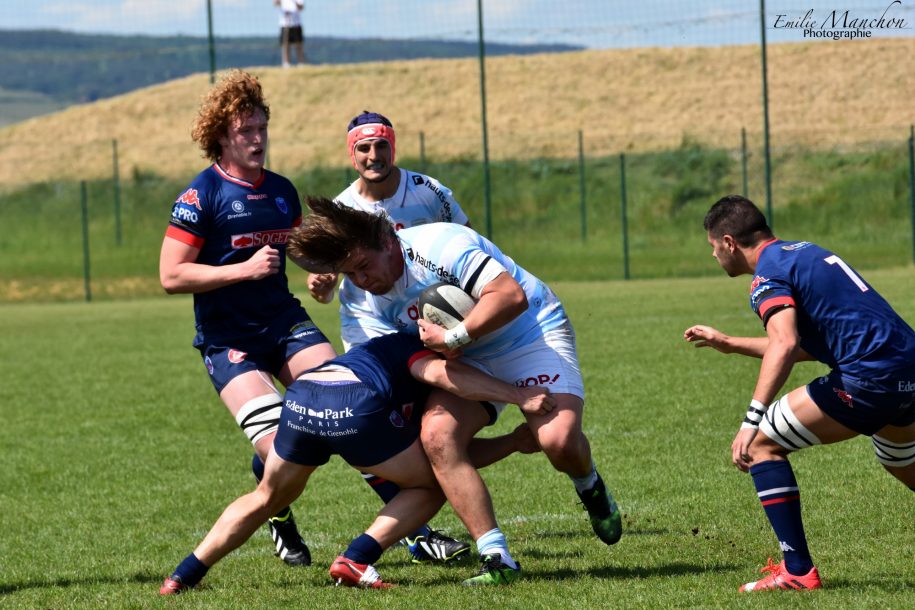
[307,111,475,564]
[684,195,915,592]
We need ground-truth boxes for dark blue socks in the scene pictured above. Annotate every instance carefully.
[343,533,384,565]
[749,459,813,575]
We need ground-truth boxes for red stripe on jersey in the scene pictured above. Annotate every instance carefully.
[213,163,265,189]
[758,237,778,254]
[407,349,438,369]
[760,495,799,506]
[758,296,795,319]
[165,225,205,248]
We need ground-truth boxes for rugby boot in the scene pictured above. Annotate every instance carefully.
[329,555,394,589]
[406,529,472,563]
[577,474,622,545]
[461,553,522,586]
[158,576,190,595]
[739,558,822,592]
[268,509,312,566]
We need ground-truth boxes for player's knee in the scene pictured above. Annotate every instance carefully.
[872,434,915,468]
[758,394,822,453]
[537,427,582,463]
[235,393,283,446]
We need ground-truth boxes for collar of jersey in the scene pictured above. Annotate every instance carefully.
[214,163,265,189]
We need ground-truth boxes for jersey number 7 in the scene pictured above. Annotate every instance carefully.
[824,255,869,293]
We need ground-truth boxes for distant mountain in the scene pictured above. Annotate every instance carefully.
[0,29,581,106]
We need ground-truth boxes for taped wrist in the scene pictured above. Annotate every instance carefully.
[444,322,472,350]
[740,398,767,430]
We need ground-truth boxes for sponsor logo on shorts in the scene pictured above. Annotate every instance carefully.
[514,373,561,387]
[899,380,915,392]
[833,387,854,407]
[389,410,405,428]
[290,320,320,339]
[285,400,357,436]
[231,229,289,249]
[205,355,214,375]
[176,188,202,210]
[228,349,247,364]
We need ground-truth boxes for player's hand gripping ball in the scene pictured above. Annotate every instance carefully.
[418,283,475,329]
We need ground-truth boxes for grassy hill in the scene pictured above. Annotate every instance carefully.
[1,37,913,186]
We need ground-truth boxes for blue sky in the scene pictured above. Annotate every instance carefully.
[6,0,913,48]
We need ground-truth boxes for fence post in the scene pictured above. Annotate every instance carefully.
[908,124,915,264]
[419,131,427,175]
[741,127,749,197]
[759,0,773,227]
[476,0,493,239]
[112,139,122,246]
[80,181,92,303]
[619,153,630,280]
[578,130,587,242]
[206,0,216,84]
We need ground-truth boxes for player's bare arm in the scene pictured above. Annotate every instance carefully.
[684,324,815,361]
[159,237,279,294]
[410,353,556,416]
[419,273,527,352]
[731,307,802,471]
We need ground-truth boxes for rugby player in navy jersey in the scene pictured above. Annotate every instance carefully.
[307,111,475,563]
[684,195,915,592]
[159,70,336,567]
[159,332,553,593]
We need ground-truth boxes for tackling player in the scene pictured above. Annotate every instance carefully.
[684,195,915,592]
[159,70,336,567]
[288,197,624,586]
[307,110,474,563]
[159,332,554,593]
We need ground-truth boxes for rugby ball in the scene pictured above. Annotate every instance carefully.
[419,283,475,329]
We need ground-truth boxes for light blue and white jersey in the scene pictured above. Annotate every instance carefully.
[336,168,470,350]
[354,223,567,359]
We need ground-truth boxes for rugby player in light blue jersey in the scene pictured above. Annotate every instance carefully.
[159,71,336,568]
[684,195,915,592]
[159,332,553,594]
[289,197,624,586]
[305,111,475,563]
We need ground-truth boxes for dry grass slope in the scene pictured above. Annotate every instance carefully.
[1,38,912,185]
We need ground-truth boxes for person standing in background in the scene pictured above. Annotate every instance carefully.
[276,0,305,68]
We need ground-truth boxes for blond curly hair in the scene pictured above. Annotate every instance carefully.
[191,70,271,162]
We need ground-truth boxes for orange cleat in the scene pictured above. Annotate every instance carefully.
[159,576,190,595]
[739,558,822,592]
[329,555,395,589]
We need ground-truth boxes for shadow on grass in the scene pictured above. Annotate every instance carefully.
[0,571,162,596]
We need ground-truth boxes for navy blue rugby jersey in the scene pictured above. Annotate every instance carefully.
[749,239,915,378]
[313,332,436,417]
[166,164,304,344]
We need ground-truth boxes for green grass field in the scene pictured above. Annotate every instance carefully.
[1,270,913,609]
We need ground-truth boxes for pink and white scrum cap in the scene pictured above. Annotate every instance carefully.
[346,111,396,169]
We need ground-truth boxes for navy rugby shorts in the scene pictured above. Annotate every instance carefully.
[196,313,330,394]
[274,380,420,468]
[807,367,915,436]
